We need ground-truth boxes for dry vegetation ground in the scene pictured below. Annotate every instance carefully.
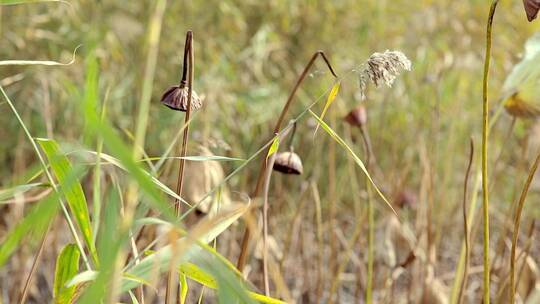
[1,1,540,303]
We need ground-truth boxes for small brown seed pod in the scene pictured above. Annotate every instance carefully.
[394,189,417,209]
[273,151,303,175]
[344,105,367,127]
[524,0,540,21]
[160,83,203,112]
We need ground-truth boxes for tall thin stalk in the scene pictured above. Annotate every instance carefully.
[359,125,374,304]
[174,31,194,216]
[261,127,293,296]
[236,51,337,271]
[165,30,194,304]
[509,152,540,303]
[457,138,474,304]
[481,2,498,302]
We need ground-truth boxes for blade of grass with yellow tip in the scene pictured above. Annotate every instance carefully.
[179,262,287,304]
[314,81,340,136]
[267,135,280,161]
[309,109,398,217]
[120,203,249,291]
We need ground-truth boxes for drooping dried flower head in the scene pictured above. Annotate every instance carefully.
[273,151,303,175]
[344,105,367,127]
[160,83,203,112]
[523,0,540,22]
[358,50,411,100]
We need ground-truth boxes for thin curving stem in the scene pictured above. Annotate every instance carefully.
[237,50,338,272]
[457,138,474,304]
[509,152,540,303]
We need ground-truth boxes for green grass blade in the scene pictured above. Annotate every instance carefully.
[77,185,124,303]
[53,244,80,304]
[132,0,167,160]
[180,262,218,289]
[121,203,248,291]
[309,110,398,217]
[0,193,59,266]
[192,251,255,304]
[0,182,49,203]
[180,273,188,304]
[66,270,98,287]
[180,262,286,304]
[37,138,98,265]
[266,136,280,160]
[78,85,177,221]
[1,84,91,270]
[314,81,340,135]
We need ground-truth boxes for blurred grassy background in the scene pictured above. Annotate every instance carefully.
[2,0,540,303]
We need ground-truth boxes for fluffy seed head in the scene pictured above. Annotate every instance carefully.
[358,50,411,100]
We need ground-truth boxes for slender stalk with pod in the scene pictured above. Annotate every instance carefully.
[342,105,374,303]
[160,30,199,304]
[261,125,295,295]
[481,1,499,302]
[236,51,338,271]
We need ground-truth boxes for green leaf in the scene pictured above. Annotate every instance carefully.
[314,82,340,135]
[70,150,190,207]
[266,136,280,161]
[76,186,125,304]
[79,86,177,222]
[66,270,98,287]
[53,244,80,304]
[180,273,188,304]
[121,203,249,291]
[180,262,218,289]
[37,138,98,265]
[0,182,49,203]
[309,110,399,218]
[0,193,59,266]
